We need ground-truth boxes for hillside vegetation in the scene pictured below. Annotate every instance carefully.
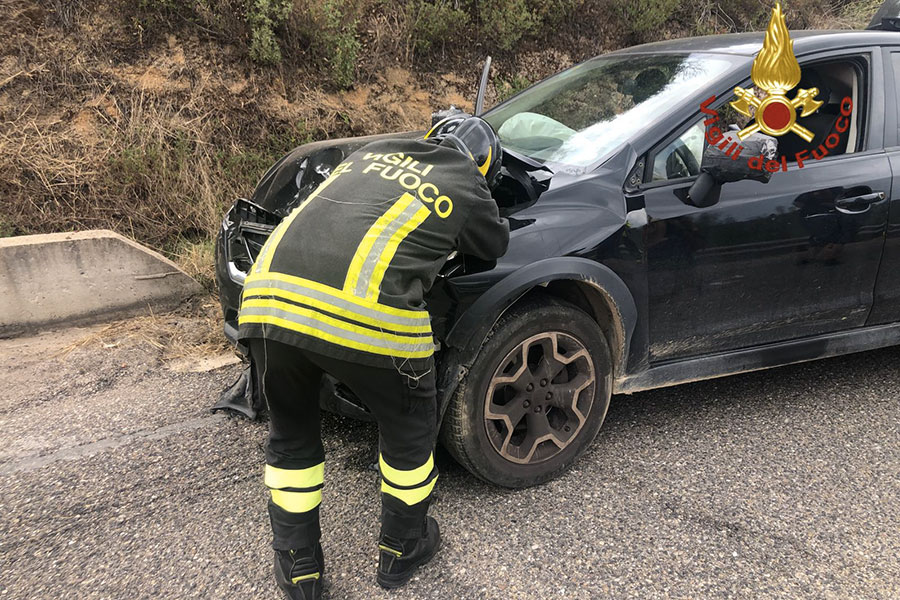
[0,0,880,286]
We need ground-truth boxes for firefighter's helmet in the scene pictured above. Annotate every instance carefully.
[425,116,503,188]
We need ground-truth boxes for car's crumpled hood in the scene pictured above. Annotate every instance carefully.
[496,144,634,268]
[249,134,633,266]
[250,132,419,216]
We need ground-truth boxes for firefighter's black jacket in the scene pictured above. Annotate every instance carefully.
[238,138,510,370]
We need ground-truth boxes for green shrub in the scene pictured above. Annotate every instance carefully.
[0,217,15,238]
[247,0,292,64]
[130,0,292,64]
[480,0,537,51]
[611,0,680,34]
[329,29,360,88]
[477,0,581,52]
[138,0,178,12]
[529,0,581,26]
[495,74,532,102]
[404,0,470,55]
[294,0,360,88]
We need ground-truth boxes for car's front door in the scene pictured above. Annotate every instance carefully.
[639,50,891,363]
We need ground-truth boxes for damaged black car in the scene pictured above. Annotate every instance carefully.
[215,19,900,487]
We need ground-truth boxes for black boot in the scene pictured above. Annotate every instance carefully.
[376,516,441,589]
[274,543,324,600]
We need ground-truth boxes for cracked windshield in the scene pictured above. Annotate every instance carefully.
[484,53,740,169]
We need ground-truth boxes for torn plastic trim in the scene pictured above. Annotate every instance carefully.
[211,367,260,420]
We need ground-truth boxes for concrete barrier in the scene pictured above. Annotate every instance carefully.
[0,230,203,336]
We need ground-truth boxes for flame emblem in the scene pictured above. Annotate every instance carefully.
[730,3,822,141]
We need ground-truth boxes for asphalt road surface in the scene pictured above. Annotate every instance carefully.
[1,323,898,600]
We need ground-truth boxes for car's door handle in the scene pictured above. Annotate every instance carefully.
[835,191,885,214]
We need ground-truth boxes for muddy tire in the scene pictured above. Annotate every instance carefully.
[440,296,612,488]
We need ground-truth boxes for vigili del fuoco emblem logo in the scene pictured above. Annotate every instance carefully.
[731,2,822,142]
[700,2,852,172]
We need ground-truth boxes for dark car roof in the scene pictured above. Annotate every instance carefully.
[608,29,900,57]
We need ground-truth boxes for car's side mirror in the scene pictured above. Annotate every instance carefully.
[686,172,722,208]
[686,131,778,208]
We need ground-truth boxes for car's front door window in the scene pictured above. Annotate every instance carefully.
[646,57,863,185]
[651,120,705,181]
[775,60,862,162]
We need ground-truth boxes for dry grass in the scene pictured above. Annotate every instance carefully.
[171,238,217,289]
[0,0,876,291]
[0,2,473,286]
[58,295,232,361]
[0,84,273,244]
[0,17,310,287]
[826,0,883,28]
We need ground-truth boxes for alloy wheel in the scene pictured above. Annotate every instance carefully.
[484,331,597,464]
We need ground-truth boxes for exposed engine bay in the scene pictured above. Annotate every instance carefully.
[222,140,552,276]
[492,147,552,217]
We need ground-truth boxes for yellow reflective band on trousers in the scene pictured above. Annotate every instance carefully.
[379,453,434,487]
[343,192,431,301]
[381,476,437,506]
[378,544,403,557]
[264,463,324,490]
[270,489,323,513]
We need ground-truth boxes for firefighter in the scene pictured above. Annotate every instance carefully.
[237,116,510,600]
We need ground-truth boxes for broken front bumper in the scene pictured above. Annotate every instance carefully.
[213,198,376,421]
[211,364,375,422]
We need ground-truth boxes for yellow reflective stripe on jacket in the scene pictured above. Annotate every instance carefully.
[270,488,322,513]
[380,476,437,506]
[240,297,432,350]
[253,200,310,275]
[264,463,324,490]
[243,275,431,335]
[343,193,430,300]
[245,286,431,335]
[354,194,428,300]
[343,194,416,295]
[244,271,430,323]
[379,453,434,487]
[364,203,431,301]
[239,313,434,359]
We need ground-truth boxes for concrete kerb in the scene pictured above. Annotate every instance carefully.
[0,230,204,337]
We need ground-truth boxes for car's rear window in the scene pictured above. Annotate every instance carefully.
[484,53,741,170]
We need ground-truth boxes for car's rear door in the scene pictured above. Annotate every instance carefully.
[869,47,900,325]
[639,48,891,363]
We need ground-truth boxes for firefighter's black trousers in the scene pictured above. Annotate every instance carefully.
[248,338,438,551]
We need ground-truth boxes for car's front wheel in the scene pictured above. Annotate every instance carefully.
[440,296,612,488]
